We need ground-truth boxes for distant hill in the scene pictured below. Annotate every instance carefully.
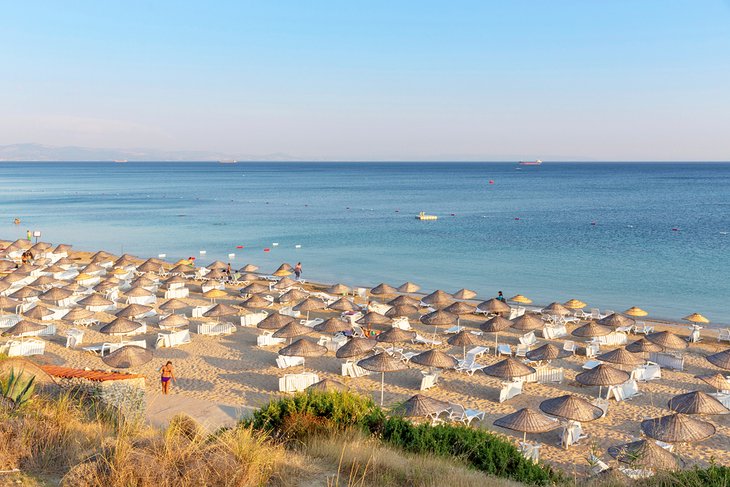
[0,143,300,162]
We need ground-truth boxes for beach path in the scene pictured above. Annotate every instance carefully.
[146,391,254,430]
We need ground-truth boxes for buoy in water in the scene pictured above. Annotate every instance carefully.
[489,180,494,184]
[514,217,520,221]
[236,245,243,249]
[272,242,279,247]
[228,253,235,259]
[450,213,455,216]
[199,250,207,254]
[591,221,596,225]
[158,253,166,258]
[295,244,301,248]
[672,228,680,231]
[264,248,270,252]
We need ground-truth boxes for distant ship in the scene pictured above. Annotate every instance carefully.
[518,160,542,165]
[219,159,237,164]
[113,159,128,163]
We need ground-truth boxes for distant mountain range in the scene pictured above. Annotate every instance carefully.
[0,143,301,162]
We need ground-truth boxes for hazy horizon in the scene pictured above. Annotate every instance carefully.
[3,1,730,161]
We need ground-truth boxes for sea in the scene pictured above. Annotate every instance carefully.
[1,161,728,324]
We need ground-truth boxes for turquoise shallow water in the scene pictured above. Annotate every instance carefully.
[0,161,728,323]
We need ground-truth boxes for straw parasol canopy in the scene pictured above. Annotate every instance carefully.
[376,327,416,344]
[327,297,360,312]
[159,298,188,312]
[335,337,377,358]
[542,302,572,316]
[0,295,21,312]
[509,294,533,304]
[307,378,347,393]
[625,307,648,317]
[564,299,587,309]
[448,330,479,359]
[272,322,312,339]
[78,294,114,308]
[452,288,477,300]
[100,317,144,336]
[420,309,458,326]
[477,298,510,314]
[511,313,544,331]
[203,289,228,301]
[388,295,421,307]
[598,313,636,328]
[241,282,270,295]
[23,305,55,320]
[2,320,46,337]
[357,352,408,405]
[597,348,645,367]
[278,288,309,303]
[608,440,683,470]
[158,314,189,328]
[646,331,688,350]
[278,338,327,372]
[356,311,392,327]
[410,350,458,369]
[394,394,449,419]
[240,294,272,309]
[706,349,730,370]
[63,307,94,321]
[480,315,513,352]
[32,275,61,288]
[484,357,535,379]
[137,259,166,273]
[668,391,729,415]
[273,277,297,289]
[572,321,612,338]
[641,414,716,443]
[576,364,630,388]
[540,395,604,422]
[101,345,152,368]
[370,283,398,295]
[10,287,41,300]
[494,408,560,442]
[444,301,476,315]
[203,303,240,318]
[240,264,259,272]
[386,304,419,317]
[626,338,663,354]
[207,260,228,270]
[116,304,153,319]
[293,297,326,313]
[313,317,351,334]
[257,313,295,330]
[273,268,292,277]
[697,373,730,393]
[327,283,351,295]
[683,313,709,324]
[39,287,73,302]
[397,282,421,293]
[526,343,570,362]
[421,290,454,308]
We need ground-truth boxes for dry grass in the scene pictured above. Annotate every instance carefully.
[300,430,524,487]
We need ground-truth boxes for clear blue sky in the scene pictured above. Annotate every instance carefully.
[1,1,729,160]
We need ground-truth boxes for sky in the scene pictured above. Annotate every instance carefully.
[1,1,729,161]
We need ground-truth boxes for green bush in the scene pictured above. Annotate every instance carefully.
[636,463,730,487]
[246,391,561,485]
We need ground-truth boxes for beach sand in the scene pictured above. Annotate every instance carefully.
[4,247,730,477]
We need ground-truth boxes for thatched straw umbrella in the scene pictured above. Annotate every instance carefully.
[541,302,572,316]
[272,276,297,290]
[203,303,240,320]
[608,440,683,471]
[572,321,612,338]
[452,288,477,300]
[480,316,513,353]
[0,296,21,313]
[706,349,730,370]
[509,294,533,304]
[494,408,560,443]
[386,304,419,318]
[394,394,449,422]
[241,282,270,295]
[376,327,416,345]
[278,288,309,303]
[100,317,144,339]
[356,312,392,335]
[257,313,295,330]
[293,297,326,320]
[397,282,421,293]
[696,372,730,393]
[10,287,40,300]
[307,378,347,392]
[357,352,408,405]
[624,307,648,317]
[23,305,54,320]
[370,283,398,296]
[63,307,94,322]
[668,391,729,415]
[477,298,510,315]
[240,294,272,309]
[2,320,46,338]
[421,290,453,309]
[207,260,228,270]
[159,298,188,314]
[278,338,327,372]
[420,309,458,336]
[484,357,535,380]
[597,348,645,369]
[335,337,376,359]
[448,331,479,360]
[158,314,189,329]
[511,313,544,332]
[410,350,458,374]
[327,297,359,312]
[313,317,351,334]
[564,299,587,310]
[641,413,716,445]
[101,345,152,368]
[116,304,153,319]
[273,322,312,343]
[646,331,688,351]
[540,395,603,448]
[626,338,662,354]
[683,313,709,324]
[598,313,636,329]
[444,301,476,322]
[273,268,292,277]
[39,287,73,303]
[576,364,630,398]
[525,343,570,363]
[240,264,259,272]
[388,295,420,307]
[327,283,351,295]
[202,289,228,303]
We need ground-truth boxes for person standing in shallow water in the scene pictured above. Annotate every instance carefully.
[294,262,302,279]
[160,361,176,395]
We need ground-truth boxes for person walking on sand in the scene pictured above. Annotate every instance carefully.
[294,262,302,280]
[160,361,176,395]
[26,229,32,242]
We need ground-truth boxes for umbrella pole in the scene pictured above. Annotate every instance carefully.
[463,345,467,361]
[380,372,385,406]
[495,333,499,355]
[523,431,527,444]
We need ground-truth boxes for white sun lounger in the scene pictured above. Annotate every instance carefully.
[279,372,319,392]
[519,442,542,463]
[156,329,192,348]
[65,328,85,348]
[631,362,661,381]
[276,355,305,369]
[413,334,441,345]
[341,360,370,377]
[4,339,45,357]
[448,403,485,425]
[197,322,235,336]
[257,332,286,347]
[560,420,588,448]
[499,380,524,402]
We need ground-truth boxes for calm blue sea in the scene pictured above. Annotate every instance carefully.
[1,162,728,323]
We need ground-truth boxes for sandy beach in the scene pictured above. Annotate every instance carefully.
[2,241,729,478]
